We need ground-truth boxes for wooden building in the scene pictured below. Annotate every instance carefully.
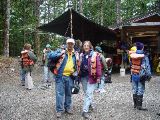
[110,7,160,72]
[112,12,160,52]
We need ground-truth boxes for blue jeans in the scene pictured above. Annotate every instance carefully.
[132,80,145,95]
[55,76,73,112]
[81,76,88,94]
[20,68,26,85]
[43,66,54,85]
[97,75,105,90]
[81,76,97,112]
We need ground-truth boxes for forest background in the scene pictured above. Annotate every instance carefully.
[0,0,159,57]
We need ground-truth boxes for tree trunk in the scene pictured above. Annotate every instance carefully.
[22,2,26,45]
[115,0,121,24]
[3,0,10,57]
[158,32,160,53]
[34,0,40,57]
[46,0,51,44]
[0,0,4,55]
[47,0,51,23]
[100,0,103,25]
[156,0,160,11]
[43,0,47,23]
[79,0,83,14]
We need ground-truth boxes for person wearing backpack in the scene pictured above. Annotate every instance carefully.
[94,46,108,93]
[41,44,54,89]
[20,43,37,90]
[130,42,151,111]
[74,39,82,53]
[80,41,102,119]
[48,38,79,118]
[105,57,113,83]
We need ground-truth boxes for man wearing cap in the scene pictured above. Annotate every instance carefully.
[48,38,79,118]
[41,44,53,89]
[130,42,151,111]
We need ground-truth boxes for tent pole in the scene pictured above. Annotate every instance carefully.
[70,9,73,38]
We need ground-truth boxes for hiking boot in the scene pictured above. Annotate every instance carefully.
[47,85,52,89]
[21,81,25,86]
[108,80,112,83]
[157,113,160,116]
[133,94,137,108]
[89,105,94,113]
[65,109,73,114]
[26,88,32,90]
[137,106,148,111]
[137,95,148,111]
[82,112,90,119]
[56,112,62,118]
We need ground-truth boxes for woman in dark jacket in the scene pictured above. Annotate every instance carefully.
[80,41,102,119]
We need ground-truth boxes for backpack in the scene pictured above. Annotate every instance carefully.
[139,55,151,77]
[98,53,104,70]
[130,53,144,74]
[156,62,160,73]
[48,50,80,75]
[130,51,151,82]
[21,50,34,67]
[47,55,62,74]
[131,58,142,74]
[106,58,113,73]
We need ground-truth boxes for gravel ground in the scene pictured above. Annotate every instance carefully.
[1,62,160,120]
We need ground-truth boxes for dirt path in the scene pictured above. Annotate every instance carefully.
[1,63,160,120]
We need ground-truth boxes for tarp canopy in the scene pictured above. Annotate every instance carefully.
[38,9,116,45]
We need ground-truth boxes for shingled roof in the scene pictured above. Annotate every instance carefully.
[110,8,160,29]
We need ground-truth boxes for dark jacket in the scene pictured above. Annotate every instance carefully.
[80,50,102,84]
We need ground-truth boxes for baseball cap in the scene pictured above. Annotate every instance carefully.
[136,42,144,50]
[46,44,51,48]
[95,46,102,53]
[66,38,75,44]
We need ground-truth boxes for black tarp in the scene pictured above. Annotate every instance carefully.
[38,9,116,44]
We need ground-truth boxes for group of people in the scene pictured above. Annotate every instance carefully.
[19,38,111,119]
[19,38,160,119]
[47,39,111,119]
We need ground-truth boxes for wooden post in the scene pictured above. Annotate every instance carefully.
[70,9,73,38]
[115,0,121,24]
[158,32,160,53]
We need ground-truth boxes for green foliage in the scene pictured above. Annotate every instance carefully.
[121,0,157,20]
[50,36,64,50]
[9,0,37,56]
[0,0,158,57]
